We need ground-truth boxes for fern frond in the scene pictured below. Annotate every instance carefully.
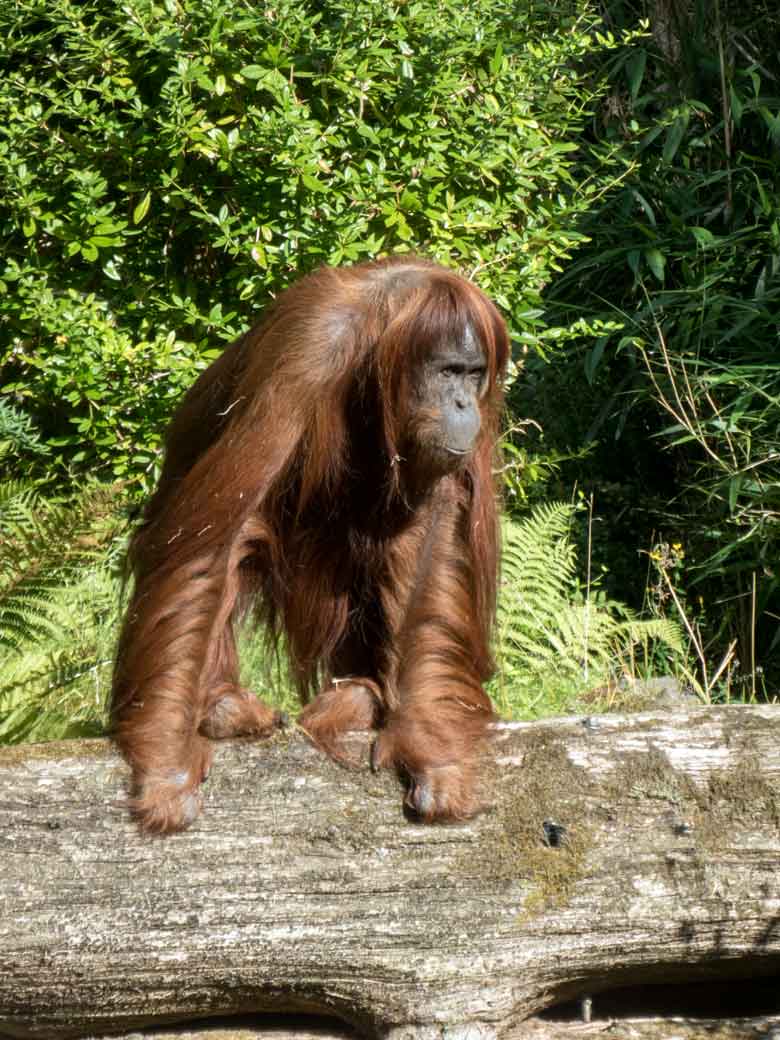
[500,504,576,605]
[492,502,686,718]
[0,398,50,460]
[0,483,124,654]
[0,555,121,742]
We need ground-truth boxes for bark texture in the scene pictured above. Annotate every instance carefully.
[1,706,780,1040]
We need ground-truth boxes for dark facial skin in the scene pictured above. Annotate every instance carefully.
[417,326,487,457]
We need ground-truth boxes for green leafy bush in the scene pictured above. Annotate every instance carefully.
[2,290,207,479]
[533,0,780,688]
[0,0,624,487]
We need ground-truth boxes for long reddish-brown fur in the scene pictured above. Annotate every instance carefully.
[112,256,509,832]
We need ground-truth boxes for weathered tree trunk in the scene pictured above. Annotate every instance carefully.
[1,706,779,1040]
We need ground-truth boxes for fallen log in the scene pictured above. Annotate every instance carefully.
[1,705,779,1040]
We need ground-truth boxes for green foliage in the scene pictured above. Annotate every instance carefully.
[0,0,626,488]
[0,479,127,741]
[490,503,684,718]
[236,627,299,721]
[0,480,124,655]
[0,395,50,461]
[533,0,780,688]
[0,560,120,742]
[2,295,208,480]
